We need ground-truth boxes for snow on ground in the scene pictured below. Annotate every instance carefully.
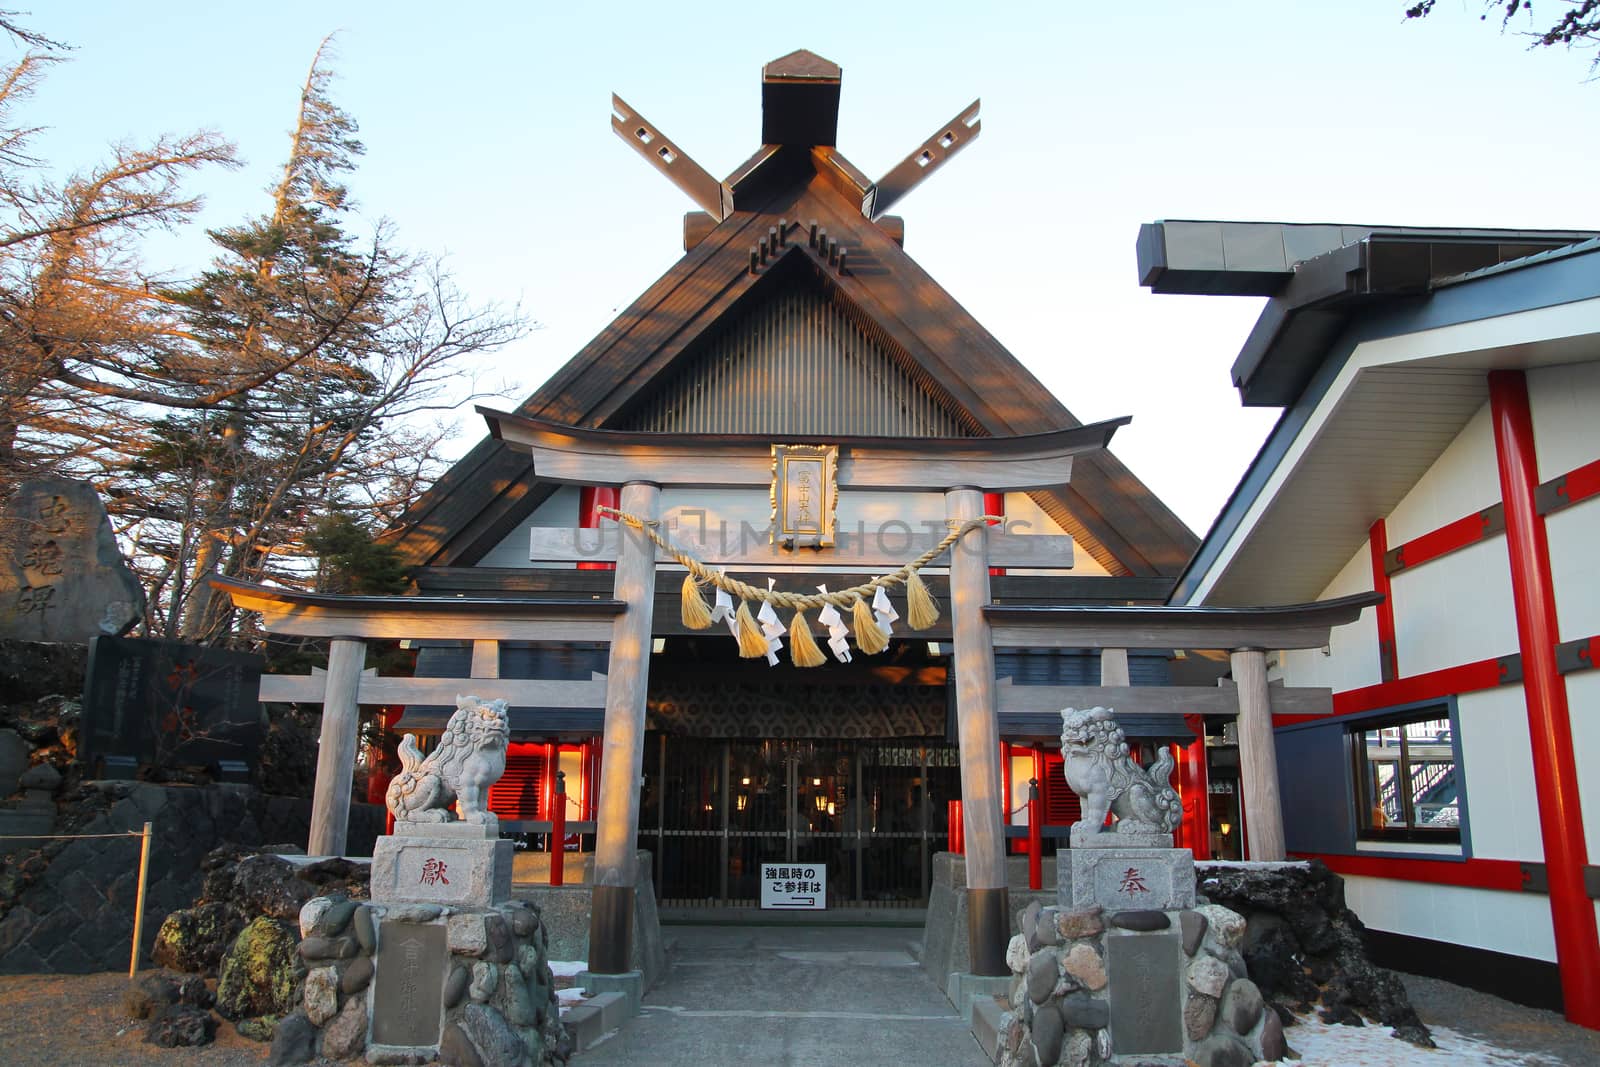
[1195,860,1311,870]
[1261,1015,1565,1067]
[548,960,587,978]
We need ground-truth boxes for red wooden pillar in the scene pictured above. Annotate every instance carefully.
[1489,369,1600,1029]
[578,486,619,571]
[984,492,1005,577]
[1368,519,1399,682]
[1179,715,1210,860]
[1000,740,1013,852]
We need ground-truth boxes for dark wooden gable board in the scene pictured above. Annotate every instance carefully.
[387,171,1196,576]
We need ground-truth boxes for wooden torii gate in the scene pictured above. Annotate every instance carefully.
[480,414,1375,978]
[212,415,1377,982]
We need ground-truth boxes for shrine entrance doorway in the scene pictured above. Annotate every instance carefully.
[644,734,961,908]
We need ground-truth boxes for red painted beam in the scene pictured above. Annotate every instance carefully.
[1369,519,1399,683]
[1490,368,1600,1029]
[1293,852,1527,893]
[1552,456,1600,510]
[1386,509,1497,575]
[1331,656,1513,716]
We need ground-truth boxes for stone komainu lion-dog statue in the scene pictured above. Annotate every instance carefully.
[385,695,510,824]
[1059,705,1181,836]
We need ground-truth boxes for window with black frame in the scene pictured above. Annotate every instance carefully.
[1350,708,1461,844]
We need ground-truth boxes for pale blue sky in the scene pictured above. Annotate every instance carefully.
[24,2,1599,536]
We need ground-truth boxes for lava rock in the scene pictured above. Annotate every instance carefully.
[268,1010,317,1066]
[235,1016,279,1042]
[145,1005,216,1047]
[231,855,319,921]
[177,974,213,1009]
[152,901,248,975]
[216,917,301,1020]
[123,973,178,1019]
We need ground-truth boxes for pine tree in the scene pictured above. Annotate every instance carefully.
[120,39,525,642]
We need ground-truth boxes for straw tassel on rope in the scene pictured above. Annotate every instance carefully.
[851,595,889,654]
[734,601,769,658]
[904,570,940,630]
[788,611,828,667]
[680,573,714,630]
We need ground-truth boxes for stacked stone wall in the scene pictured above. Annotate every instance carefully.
[0,781,384,973]
[279,897,570,1066]
[997,900,1287,1067]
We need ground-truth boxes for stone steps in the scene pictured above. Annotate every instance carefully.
[561,990,630,1051]
[970,993,1007,1063]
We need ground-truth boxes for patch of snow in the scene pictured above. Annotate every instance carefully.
[556,987,588,1004]
[1259,1015,1565,1066]
[548,960,587,977]
[1195,860,1311,869]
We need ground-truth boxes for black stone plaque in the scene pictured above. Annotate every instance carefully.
[372,920,447,1047]
[1107,931,1183,1055]
[80,635,263,775]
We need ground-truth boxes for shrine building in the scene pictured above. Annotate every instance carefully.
[218,52,1391,995]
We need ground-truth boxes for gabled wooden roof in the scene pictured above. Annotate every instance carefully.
[388,76,1196,578]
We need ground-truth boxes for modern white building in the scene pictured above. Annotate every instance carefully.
[1146,221,1600,1027]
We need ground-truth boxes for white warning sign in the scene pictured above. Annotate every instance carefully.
[760,863,826,910]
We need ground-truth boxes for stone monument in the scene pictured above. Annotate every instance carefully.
[0,478,144,642]
[991,707,1286,1067]
[279,696,569,1065]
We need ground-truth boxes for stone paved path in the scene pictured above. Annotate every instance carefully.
[574,924,990,1066]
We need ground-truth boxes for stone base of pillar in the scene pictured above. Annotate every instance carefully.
[577,969,644,1018]
[587,884,636,975]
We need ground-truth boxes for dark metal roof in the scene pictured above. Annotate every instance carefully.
[1138,220,1600,408]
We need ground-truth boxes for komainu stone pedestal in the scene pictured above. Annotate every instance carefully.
[1060,845,1196,913]
[277,822,569,1066]
[371,823,513,908]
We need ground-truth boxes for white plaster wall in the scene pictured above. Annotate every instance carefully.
[1563,670,1600,860]
[476,485,583,568]
[1341,875,1555,962]
[1279,542,1381,692]
[1384,402,1500,545]
[1389,537,1518,676]
[1527,359,1600,482]
[1547,498,1600,642]
[1456,686,1543,863]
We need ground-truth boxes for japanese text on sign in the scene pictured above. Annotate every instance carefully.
[760,864,826,910]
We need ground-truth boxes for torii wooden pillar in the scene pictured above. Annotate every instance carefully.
[587,482,659,974]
